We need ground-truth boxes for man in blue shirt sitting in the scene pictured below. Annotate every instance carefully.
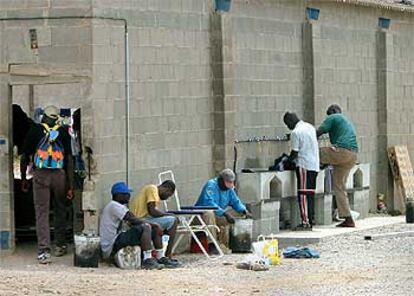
[195,168,252,252]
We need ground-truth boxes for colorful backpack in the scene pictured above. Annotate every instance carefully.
[34,123,65,169]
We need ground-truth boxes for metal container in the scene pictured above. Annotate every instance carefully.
[230,219,253,253]
[73,234,100,268]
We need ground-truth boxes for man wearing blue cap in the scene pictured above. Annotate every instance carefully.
[100,181,171,269]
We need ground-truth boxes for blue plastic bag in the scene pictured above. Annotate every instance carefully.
[282,246,320,259]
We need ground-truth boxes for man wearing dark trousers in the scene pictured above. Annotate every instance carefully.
[21,105,74,264]
[284,112,320,230]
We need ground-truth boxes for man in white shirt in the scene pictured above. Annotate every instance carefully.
[283,112,320,230]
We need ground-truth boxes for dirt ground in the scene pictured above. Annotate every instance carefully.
[1,223,413,296]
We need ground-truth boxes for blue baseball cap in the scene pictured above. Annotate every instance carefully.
[111,181,133,195]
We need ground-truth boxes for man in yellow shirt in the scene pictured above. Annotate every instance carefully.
[129,180,179,266]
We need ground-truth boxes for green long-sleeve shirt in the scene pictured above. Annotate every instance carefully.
[318,114,358,152]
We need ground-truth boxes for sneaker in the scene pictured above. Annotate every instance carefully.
[293,223,312,231]
[157,257,182,268]
[142,258,164,270]
[54,245,67,257]
[38,250,51,264]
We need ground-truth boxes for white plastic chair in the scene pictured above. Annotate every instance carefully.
[158,170,224,258]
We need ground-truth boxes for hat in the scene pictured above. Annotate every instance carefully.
[219,168,236,182]
[111,181,133,195]
[43,105,60,119]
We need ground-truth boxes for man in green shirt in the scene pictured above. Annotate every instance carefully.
[317,104,358,227]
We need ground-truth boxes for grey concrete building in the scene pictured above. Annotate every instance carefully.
[1,0,414,254]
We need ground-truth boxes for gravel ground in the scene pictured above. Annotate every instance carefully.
[0,222,413,296]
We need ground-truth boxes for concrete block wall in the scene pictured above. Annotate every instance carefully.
[1,1,414,257]
[384,12,414,209]
[309,2,383,209]
[309,1,414,210]
[246,200,280,239]
[88,19,129,210]
[237,171,296,204]
[0,2,94,254]
[93,1,216,207]
[231,0,304,170]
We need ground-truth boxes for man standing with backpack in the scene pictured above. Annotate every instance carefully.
[21,105,74,264]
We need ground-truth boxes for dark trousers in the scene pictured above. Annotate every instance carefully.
[111,225,158,257]
[33,169,67,251]
[295,167,318,225]
[111,226,144,256]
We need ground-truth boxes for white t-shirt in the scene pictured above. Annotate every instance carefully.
[99,200,129,258]
[291,120,320,172]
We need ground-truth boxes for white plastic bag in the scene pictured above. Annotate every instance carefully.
[236,253,269,271]
[251,234,280,265]
[333,209,360,221]
[114,246,141,270]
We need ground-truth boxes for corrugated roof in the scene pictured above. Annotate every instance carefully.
[314,0,414,12]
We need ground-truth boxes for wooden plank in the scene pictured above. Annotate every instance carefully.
[387,146,414,202]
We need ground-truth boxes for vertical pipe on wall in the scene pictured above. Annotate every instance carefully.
[124,28,130,185]
[28,84,34,118]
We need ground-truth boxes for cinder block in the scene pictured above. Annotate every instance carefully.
[248,200,280,239]
[289,196,302,229]
[275,171,297,197]
[314,194,333,225]
[238,171,295,204]
[252,217,279,240]
[246,200,280,220]
[82,181,97,211]
[286,193,332,228]
[38,46,79,64]
[346,163,370,190]
[315,169,325,194]
[348,189,370,219]
[278,198,291,229]
[238,172,273,203]
[356,163,370,188]
[84,211,99,235]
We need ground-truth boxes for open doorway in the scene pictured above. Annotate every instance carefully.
[10,83,84,247]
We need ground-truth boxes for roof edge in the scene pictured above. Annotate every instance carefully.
[309,0,414,13]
